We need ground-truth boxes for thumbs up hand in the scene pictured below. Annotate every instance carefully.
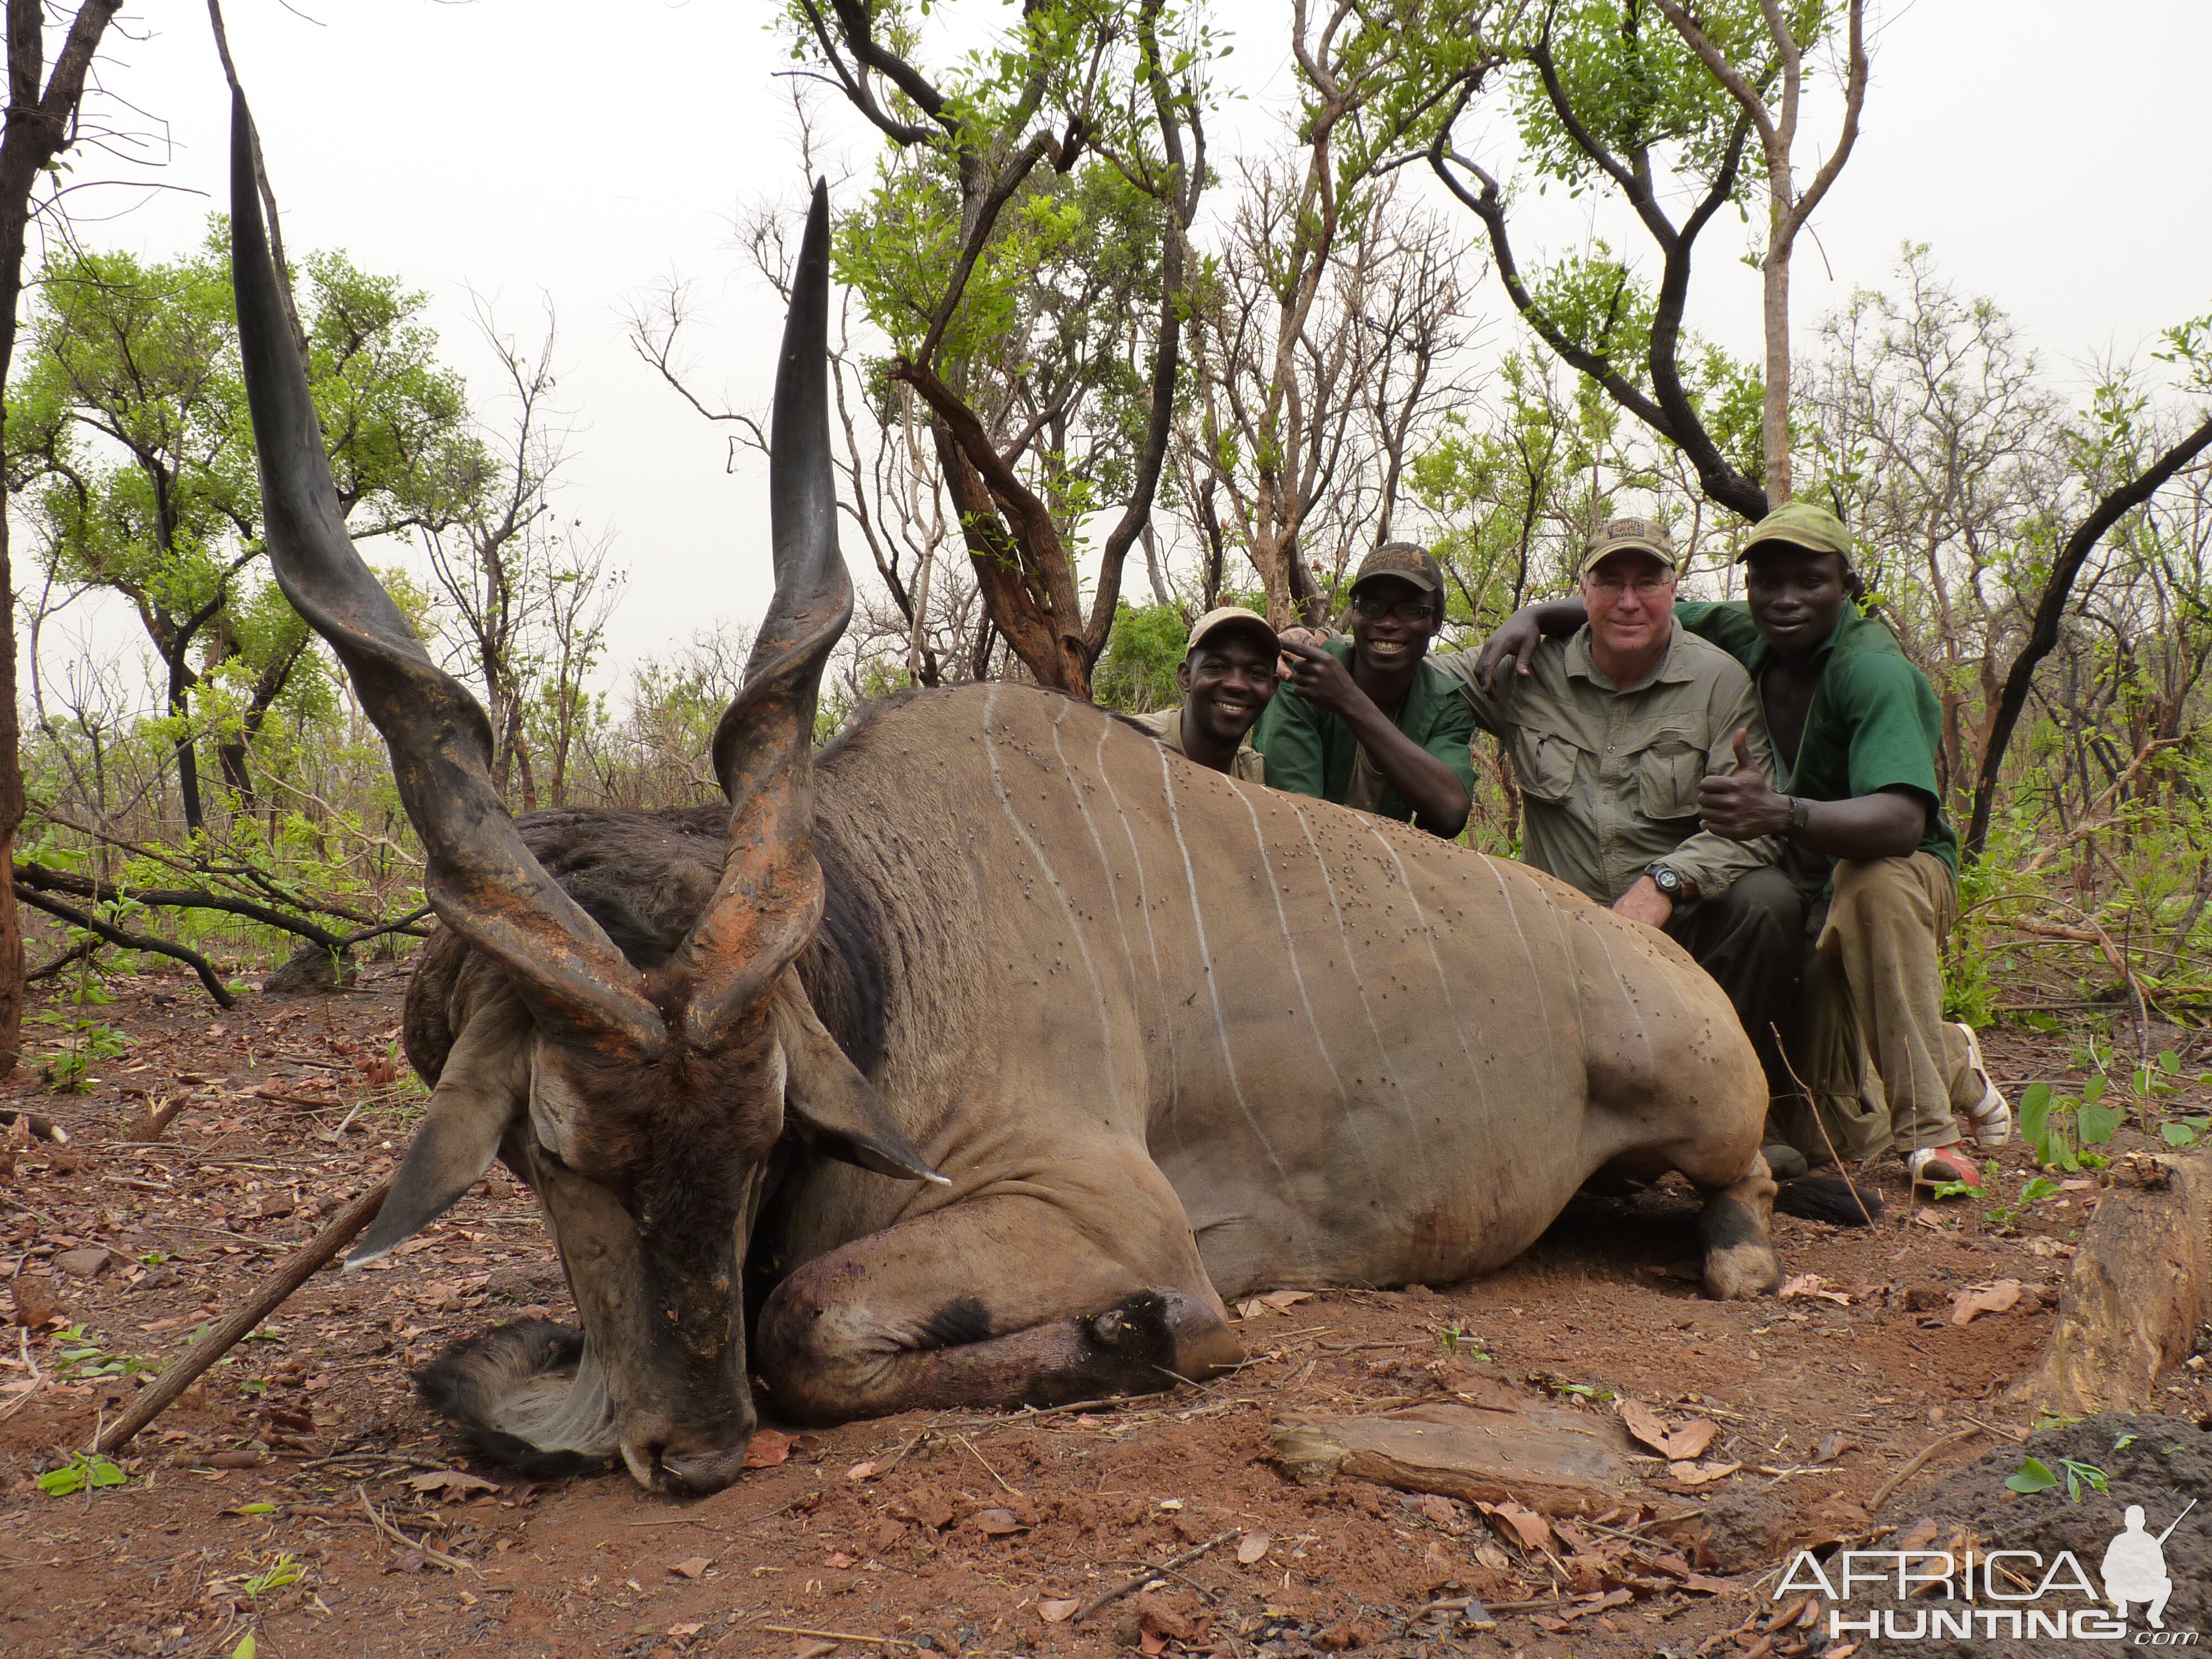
[1699,726,1792,842]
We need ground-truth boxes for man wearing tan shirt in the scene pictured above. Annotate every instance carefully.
[1125,606,1276,783]
[1434,518,1804,1118]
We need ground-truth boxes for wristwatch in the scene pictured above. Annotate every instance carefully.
[1648,863,1689,902]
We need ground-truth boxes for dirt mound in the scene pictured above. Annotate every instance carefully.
[1874,1411,2212,1656]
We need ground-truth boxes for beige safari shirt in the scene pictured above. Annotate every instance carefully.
[1128,706,1267,785]
[1432,625,1783,906]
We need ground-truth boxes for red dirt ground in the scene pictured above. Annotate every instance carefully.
[4,966,2210,1658]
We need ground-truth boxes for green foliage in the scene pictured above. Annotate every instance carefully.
[2005,1455,2107,1502]
[47,1325,152,1383]
[241,1552,304,1600]
[1985,1175,2063,1229]
[1094,602,1190,714]
[33,906,133,1091]
[36,1451,127,1496]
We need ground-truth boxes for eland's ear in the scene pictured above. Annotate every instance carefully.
[772,973,945,1185]
[347,993,532,1266]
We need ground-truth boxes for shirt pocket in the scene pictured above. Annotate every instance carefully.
[1511,723,1583,805]
[1635,733,1707,822]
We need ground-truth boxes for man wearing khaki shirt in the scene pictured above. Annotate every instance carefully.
[1433,518,1803,1101]
[1124,606,1276,783]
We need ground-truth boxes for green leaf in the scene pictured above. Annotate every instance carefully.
[238,1501,276,1515]
[2020,1082,2052,1150]
[2081,1073,2108,1105]
[36,1464,85,1496]
[2019,1177,2063,1206]
[2161,1121,2201,1148]
[232,1635,256,1659]
[2159,1051,2182,1074]
[2115,1434,2139,1451]
[2005,1457,2059,1494]
[2078,1098,2125,1146]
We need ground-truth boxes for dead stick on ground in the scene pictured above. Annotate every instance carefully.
[95,1178,389,1456]
[1869,1425,1983,1512]
[758,1625,920,1650]
[1771,1022,1877,1228]
[1073,1529,1239,1625]
[357,1484,474,1573]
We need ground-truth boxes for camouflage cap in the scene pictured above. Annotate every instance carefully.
[1350,540,1443,595]
[1577,516,1678,578]
[1185,604,1277,658]
[1740,499,1852,563]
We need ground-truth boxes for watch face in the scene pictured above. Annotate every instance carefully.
[1652,867,1679,894]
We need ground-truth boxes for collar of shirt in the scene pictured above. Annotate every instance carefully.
[1562,621,1702,696]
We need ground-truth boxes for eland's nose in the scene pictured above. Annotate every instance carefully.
[656,1444,752,1495]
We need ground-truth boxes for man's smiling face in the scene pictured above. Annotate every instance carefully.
[1744,542,1851,656]
[1178,627,1279,748]
[1347,575,1439,674]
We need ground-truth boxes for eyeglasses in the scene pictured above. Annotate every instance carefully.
[1585,573,1676,598]
[1352,595,1437,624]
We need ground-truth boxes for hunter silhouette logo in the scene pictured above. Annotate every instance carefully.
[1776,1494,2200,1643]
[2104,1500,2195,1629]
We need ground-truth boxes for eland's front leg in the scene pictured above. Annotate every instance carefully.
[752,1157,1241,1422]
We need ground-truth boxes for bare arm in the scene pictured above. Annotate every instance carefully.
[1698,732,1927,859]
[1472,598,1588,690]
[1278,640,1470,838]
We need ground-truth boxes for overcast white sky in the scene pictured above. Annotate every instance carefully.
[30,0,2212,690]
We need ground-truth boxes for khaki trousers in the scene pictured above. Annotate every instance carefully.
[1768,852,1983,1164]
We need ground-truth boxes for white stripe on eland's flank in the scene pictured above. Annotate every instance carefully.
[981,687,1120,1105]
[1478,857,1558,1100]
[1048,702,1140,989]
[1235,791,1366,1160]
[1087,718,1180,1115]
[1587,921,1656,1060]
[1287,804,1414,1113]
[1154,745,1314,1261]
[1365,827,1489,1123]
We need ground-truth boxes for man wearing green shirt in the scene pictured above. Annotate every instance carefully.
[1433,517,1803,1104]
[1477,502,2010,1193]
[1254,542,1474,838]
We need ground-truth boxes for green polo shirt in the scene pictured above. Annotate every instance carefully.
[1674,599,1958,885]
[1250,639,1477,830]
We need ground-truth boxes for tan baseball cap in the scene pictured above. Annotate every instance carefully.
[1577,516,1678,578]
[1185,605,1277,657]
[1350,541,1443,595]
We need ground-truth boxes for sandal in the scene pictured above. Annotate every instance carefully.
[1907,1146,1982,1194]
[1952,1021,2012,1149]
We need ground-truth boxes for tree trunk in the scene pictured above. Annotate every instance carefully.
[1760,221,1793,503]
[0,0,122,1073]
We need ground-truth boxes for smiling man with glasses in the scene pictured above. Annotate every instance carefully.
[1432,517,1805,1115]
[1254,542,1475,837]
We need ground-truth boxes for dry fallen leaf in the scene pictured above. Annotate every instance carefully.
[1039,1598,1080,1623]
[974,1508,1026,1536]
[1481,1500,1551,1551]
[795,1643,838,1659]
[825,1551,855,1569]
[1619,1399,1673,1457]
[1681,1571,1735,1594]
[1237,1531,1272,1564]
[1951,1279,2023,1326]
[1258,1289,1313,1312]
[1138,1631,1168,1657]
[1814,1430,1854,1465]
[1778,1272,1851,1306]
[1661,1418,1718,1462]
[665,1624,703,1638]
[667,1557,711,1579]
[743,1429,795,1469]
[1667,1458,1741,1486]
[404,1469,499,1498]
[846,1460,880,1482]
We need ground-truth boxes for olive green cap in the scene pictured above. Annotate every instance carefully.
[1740,499,1852,562]
[1577,516,1678,578]
[1350,541,1443,596]
[1185,605,1277,657]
